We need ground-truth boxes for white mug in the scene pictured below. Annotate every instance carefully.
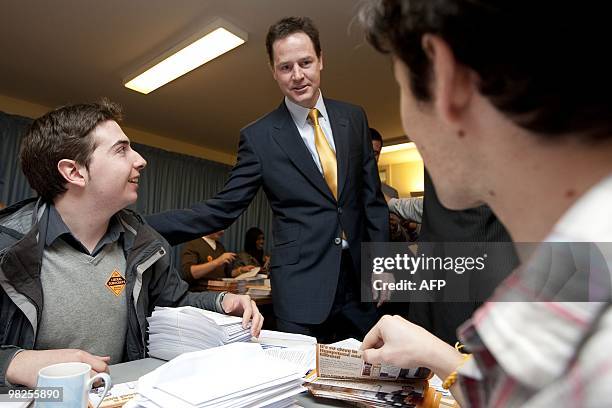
[35,362,111,408]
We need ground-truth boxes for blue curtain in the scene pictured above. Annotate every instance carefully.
[0,112,35,204]
[0,110,273,269]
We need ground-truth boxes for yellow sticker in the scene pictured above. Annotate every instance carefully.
[106,269,127,297]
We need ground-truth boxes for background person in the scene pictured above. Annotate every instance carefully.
[369,127,398,199]
[234,227,270,273]
[181,230,249,289]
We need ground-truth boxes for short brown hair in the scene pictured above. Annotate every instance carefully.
[265,17,321,64]
[20,100,122,202]
[360,0,612,141]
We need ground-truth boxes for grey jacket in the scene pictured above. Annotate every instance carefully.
[0,198,220,388]
[388,197,424,223]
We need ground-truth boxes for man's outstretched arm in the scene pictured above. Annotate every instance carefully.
[146,132,263,246]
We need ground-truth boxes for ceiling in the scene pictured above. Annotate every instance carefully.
[0,0,405,158]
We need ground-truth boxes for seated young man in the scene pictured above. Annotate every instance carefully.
[0,101,263,389]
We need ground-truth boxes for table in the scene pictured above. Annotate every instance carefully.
[110,358,345,407]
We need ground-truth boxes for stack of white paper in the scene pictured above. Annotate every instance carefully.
[147,306,251,360]
[253,330,317,374]
[129,343,306,408]
[255,330,317,349]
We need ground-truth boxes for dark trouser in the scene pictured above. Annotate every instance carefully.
[276,250,378,343]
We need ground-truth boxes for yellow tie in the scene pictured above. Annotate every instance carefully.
[308,108,338,200]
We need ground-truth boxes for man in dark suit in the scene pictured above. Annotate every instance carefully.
[146,17,389,341]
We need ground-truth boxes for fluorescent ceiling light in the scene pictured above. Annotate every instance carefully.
[125,19,247,94]
[381,142,416,154]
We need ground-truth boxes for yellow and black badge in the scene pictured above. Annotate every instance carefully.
[106,269,127,296]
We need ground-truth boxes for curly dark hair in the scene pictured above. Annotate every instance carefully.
[20,99,122,202]
[360,0,611,140]
[244,227,265,266]
[266,16,321,64]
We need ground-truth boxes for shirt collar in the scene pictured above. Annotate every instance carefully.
[45,204,125,255]
[284,91,329,129]
[459,173,612,389]
[202,236,217,250]
[546,173,612,242]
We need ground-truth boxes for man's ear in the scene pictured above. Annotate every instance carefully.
[422,34,476,126]
[319,52,324,71]
[57,159,87,188]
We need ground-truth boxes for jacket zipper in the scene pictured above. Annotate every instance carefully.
[131,245,167,358]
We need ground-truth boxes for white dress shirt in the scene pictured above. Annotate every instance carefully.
[285,92,336,174]
[202,236,217,251]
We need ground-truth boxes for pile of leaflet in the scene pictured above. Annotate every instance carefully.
[206,279,245,293]
[246,285,271,298]
[147,306,251,361]
[304,339,454,407]
[129,343,305,408]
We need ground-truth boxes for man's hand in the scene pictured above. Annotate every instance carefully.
[372,272,395,307]
[6,349,110,388]
[222,293,264,337]
[238,265,256,274]
[231,265,256,278]
[361,316,467,406]
[262,256,271,273]
[215,252,237,266]
[361,315,443,367]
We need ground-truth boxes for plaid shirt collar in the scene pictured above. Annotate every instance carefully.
[457,174,612,404]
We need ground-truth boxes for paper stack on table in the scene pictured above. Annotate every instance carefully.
[254,330,318,375]
[128,343,306,408]
[246,285,271,297]
[147,306,251,361]
[206,279,244,293]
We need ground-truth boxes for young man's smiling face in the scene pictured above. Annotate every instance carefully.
[84,120,146,212]
[271,31,323,108]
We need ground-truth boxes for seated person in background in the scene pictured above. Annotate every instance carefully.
[371,128,413,244]
[180,230,250,287]
[234,227,270,274]
[387,194,423,223]
[0,101,262,390]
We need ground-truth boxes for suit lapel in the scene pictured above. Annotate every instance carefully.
[326,100,349,201]
[270,102,335,202]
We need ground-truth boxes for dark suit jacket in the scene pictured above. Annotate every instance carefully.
[146,98,389,324]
